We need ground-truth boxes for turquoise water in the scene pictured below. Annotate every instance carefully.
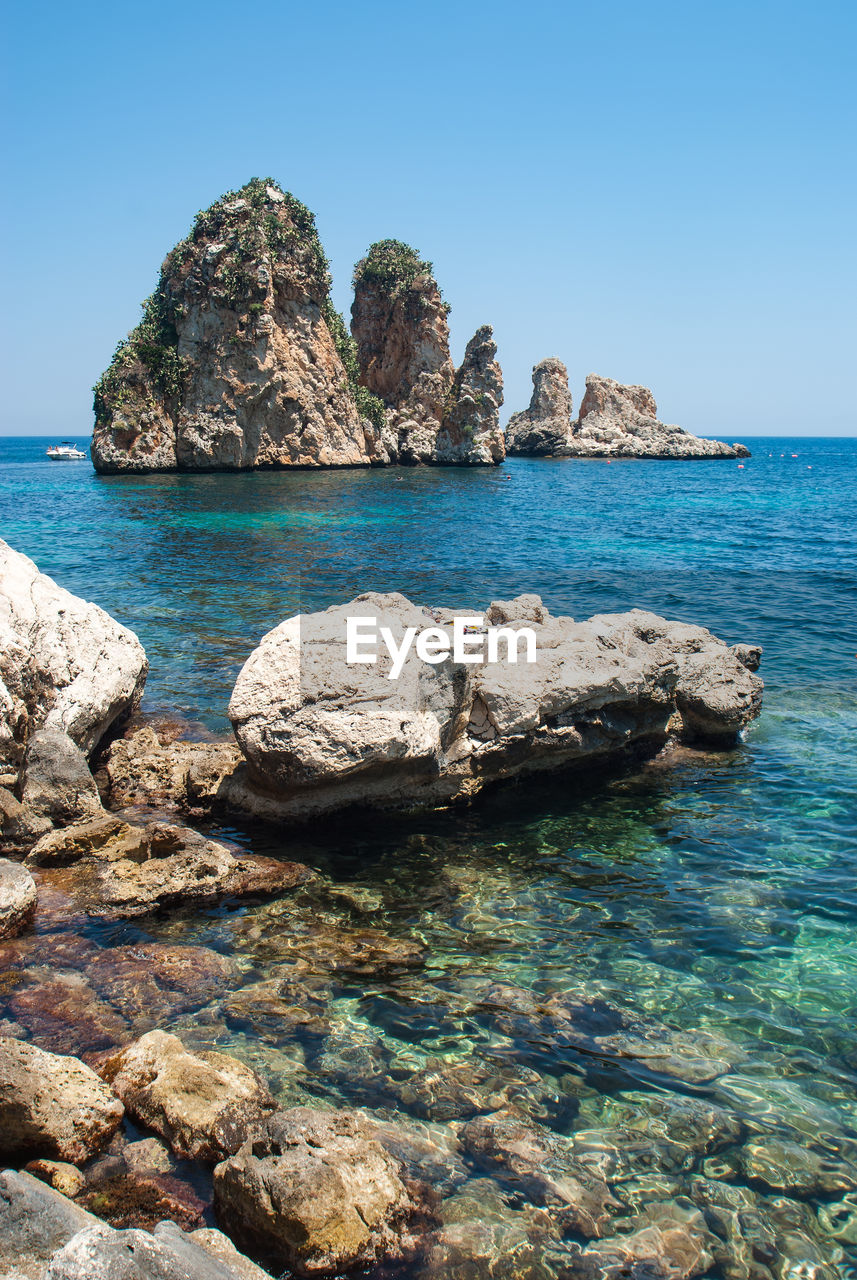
[2,437,857,1274]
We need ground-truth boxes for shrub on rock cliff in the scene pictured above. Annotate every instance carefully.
[353,239,447,309]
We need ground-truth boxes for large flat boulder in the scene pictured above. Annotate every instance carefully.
[227,592,762,819]
[0,540,147,767]
[0,1038,123,1164]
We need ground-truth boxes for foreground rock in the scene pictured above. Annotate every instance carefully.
[566,374,750,459]
[91,178,371,474]
[0,1038,123,1163]
[0,858,37,938]
[99,1030,276,1162]
[26,813,311,917]
[225,592,762,820]
[0,540,147,767]
[0,1170,273,1280]
[505,358,576,456]
[213,1107,428,1274]
[17,730,102,825]
[351,241,504,465]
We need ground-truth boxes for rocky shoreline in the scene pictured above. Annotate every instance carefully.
[1,537,850,1277]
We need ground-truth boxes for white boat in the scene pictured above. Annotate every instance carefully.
[46,441,87,460]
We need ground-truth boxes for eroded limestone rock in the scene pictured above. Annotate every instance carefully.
[226,593,762,820]
[0,540,147,767]
[567,374,750,459]
[0,1037,123,1164]
[99,1029,276,1162]
[0,858,37,938]
[92,178,371,473]
[213,1107,428,1274]
[505,358,576,456]
[26,814,311,917]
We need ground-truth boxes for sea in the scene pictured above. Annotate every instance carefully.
[1,435,856,1273]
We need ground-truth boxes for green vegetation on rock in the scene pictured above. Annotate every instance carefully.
[353,239,449,313]
[93,287,186,421]
[323,302,387,429]
[93,178,388,430]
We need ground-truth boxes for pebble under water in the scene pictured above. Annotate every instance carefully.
[1,436,856,1276]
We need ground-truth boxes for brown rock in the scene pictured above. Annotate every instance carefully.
[8,973,129,1055]
[213,1107,428,1275]
[0,1037,123,1163]
[80,1171,207,1232]
[24,1159,87,1199]
[27,814,312,917]
[99,1029,276,1162]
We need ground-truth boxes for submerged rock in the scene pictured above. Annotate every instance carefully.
[224,592,762,820]
[505,358,576,456]
[460,1111,617,1237]
[26,813,311,917]
[562,1214,715,1280]
[0,539,147,767]
[79,1170,208,1232]
[476,981,738,1086]
[0,857,37,938]
[91,178,371,474]
[213,1107,430,1274]
[99,1029,276,1162]
[7,971,130,1055]
[566,374,750,459]
[0,1037,123,1163]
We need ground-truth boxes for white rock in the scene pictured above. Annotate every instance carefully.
[0,540,147,767]
[228,592,762,819]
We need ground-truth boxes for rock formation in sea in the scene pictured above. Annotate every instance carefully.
[505,367,750,459]
[91,178,373,473]
[571,374,751,458]
[504,357,576,456]
[351,240,504,465]
[0,539,147,766]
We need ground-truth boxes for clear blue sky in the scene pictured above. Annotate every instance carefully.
[2,0,854,437]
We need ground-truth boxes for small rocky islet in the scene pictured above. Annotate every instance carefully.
[1,534,853,1278]
[89,177,748,472]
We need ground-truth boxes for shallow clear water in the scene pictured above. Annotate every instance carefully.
[2,437,856,1274]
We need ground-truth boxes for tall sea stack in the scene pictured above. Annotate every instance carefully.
[91,179,372,472]
[351,241,504,465]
